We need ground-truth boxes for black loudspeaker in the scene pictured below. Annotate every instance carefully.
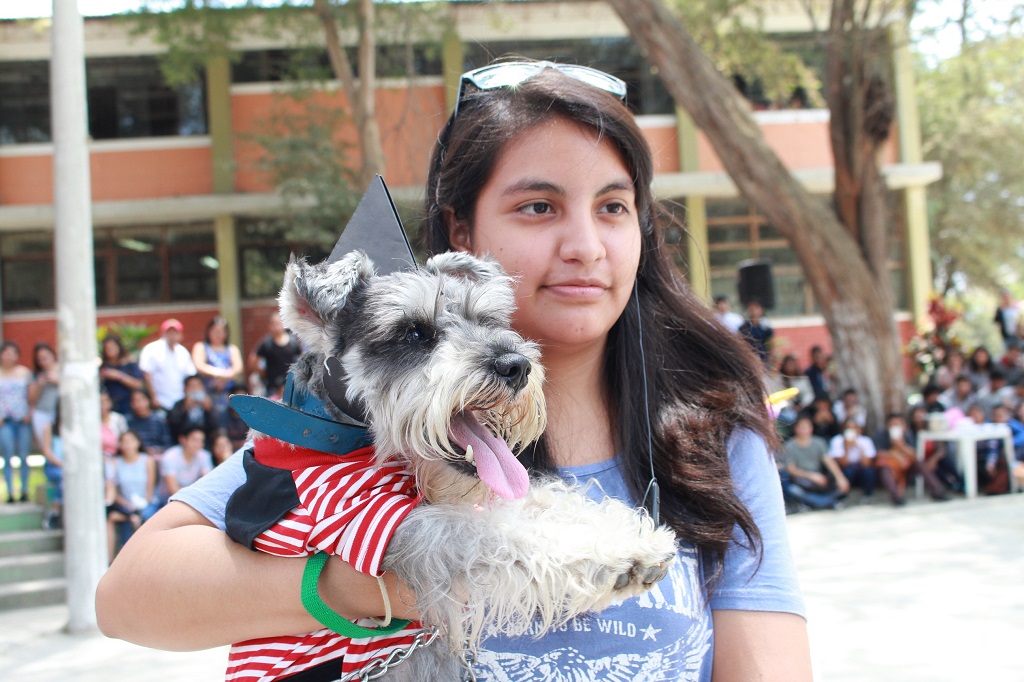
[737,259,775,310]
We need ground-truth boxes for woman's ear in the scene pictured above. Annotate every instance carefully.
[444,207,473,253]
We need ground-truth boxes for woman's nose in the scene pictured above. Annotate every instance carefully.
[558,210,606,264]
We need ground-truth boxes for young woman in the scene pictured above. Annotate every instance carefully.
[191,316,244,431]
[99,334,144,417]
[105,429,159,560]
[97,61,810,680]
[28,343,60,451]
[99,390,128,459]
[0,341,34,503]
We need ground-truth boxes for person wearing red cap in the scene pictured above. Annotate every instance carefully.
[138,319,197,412]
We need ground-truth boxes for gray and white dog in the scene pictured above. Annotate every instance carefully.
[271,249,678,680]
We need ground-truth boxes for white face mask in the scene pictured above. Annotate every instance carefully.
[843,428,857,442]
[888,426,904,442]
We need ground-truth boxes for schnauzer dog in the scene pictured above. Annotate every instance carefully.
[224,250,677,681]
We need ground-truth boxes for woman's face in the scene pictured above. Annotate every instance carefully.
[0,346,19,367]
[103,339,120,361]
[120,432,141,455]
[36,347,56,370]
[452,117,642,350]
[208,322,227,345]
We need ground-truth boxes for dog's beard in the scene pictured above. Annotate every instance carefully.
[345,342,546,502]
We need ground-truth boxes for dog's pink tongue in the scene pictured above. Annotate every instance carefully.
[450,412,529,500]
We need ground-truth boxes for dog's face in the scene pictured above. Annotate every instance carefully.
[279,250,546,503]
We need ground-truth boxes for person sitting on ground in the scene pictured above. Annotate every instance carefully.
[940,374,978,416]
[980,404,1024,495]
[126,389,172,456]
[777,354,814,411]
[99,334,144,417]
[829,418,878,502]
[872,413,951,506]
[156,427,213,504]
[778,415,848,511]
[166,375,216,445]
[99,390,128,460]
[976,368,1014,419]
[804,395,840,441]
[105,430,160,561]
[209,430,236,467]
[917,383,948,415]
[997,340,1024,386]
[832,388,867,429]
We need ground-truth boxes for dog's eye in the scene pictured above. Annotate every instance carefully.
[404,322,433,344]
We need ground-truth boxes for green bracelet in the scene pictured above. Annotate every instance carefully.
[301,552,411,637]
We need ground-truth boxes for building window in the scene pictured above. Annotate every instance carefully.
[463,37,676,116]
[704,197,907,316]
[0,56,207,145]
[232,44,443,84]
[0,224,217,312]
[237,220,331,299]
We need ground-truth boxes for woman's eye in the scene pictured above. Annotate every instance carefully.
[601,201,629,215]
[520,201,551,215]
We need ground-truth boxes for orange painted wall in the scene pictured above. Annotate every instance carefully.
[231,83,447,193]
[641,124,680,174]
[3,307,221,360]
[697,118,899,172]
[0,145,213,206]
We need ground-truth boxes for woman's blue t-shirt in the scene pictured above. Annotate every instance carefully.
[172,429,804,681]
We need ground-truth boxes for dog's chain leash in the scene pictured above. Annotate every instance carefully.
[330,627,476,682]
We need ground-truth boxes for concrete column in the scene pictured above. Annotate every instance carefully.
[441,19,464,115]
[676,107,709,301]
[214,214,242,355]
[205,55,242,352]
[205,53,234,194]
[50,0,105,633]
[891,21,933,327]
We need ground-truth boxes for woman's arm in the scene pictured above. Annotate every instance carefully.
[228,344,245,379]
[96,501,418,650]
[712,610,812,682]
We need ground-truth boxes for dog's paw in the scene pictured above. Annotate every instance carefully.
[604,525,677,599]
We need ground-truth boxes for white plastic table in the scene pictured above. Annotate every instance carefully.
[914,424,1017,499]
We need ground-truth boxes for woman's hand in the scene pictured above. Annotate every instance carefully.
[96,501,418,651]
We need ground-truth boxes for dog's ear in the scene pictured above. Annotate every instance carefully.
[426,251,506,282]
[278,251,374,355]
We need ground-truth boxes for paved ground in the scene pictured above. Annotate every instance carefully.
[2,494,1022,681]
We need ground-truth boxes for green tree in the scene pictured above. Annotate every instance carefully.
[917,31,1024,294]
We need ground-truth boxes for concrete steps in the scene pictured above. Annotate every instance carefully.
[0,504,66,611]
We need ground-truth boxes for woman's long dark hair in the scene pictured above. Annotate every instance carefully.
[423,65,775,580]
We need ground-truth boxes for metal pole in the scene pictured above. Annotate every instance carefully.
[50,0,105,633]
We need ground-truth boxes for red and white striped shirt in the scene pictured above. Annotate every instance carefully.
[226,437,424,681]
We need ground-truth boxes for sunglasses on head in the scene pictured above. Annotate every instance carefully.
[453,61,628,118]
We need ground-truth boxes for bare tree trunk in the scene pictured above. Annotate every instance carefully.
[607,0,906,426]
[314,0,386,186]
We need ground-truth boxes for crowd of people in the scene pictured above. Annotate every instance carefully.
[1,313,303,559]
[714,293,1024,513]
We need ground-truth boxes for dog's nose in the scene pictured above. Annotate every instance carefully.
[493,353,531,391]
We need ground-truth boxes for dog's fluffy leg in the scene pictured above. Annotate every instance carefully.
[381,478,677,663]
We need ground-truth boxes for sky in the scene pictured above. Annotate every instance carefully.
[2,0,1021,60]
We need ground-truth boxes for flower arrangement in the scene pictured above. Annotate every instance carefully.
[904,294,963,383]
